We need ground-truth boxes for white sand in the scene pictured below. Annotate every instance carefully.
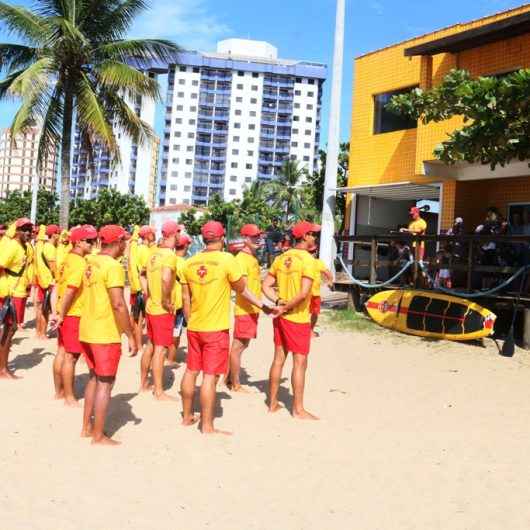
[3,306,530,530]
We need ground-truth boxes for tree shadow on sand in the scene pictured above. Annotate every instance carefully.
[240,371,293,411]
[106,393,142,436]
[8,348,53,371]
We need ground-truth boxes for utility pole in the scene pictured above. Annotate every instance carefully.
[30,171,38,224]
[319,0,345,274]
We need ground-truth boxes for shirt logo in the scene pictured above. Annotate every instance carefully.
[284,257,292,269]
[85,265,92,280]
[197,265,208,279]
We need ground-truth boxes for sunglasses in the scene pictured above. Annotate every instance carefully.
[19,226,33,233]
[83,238,97,245]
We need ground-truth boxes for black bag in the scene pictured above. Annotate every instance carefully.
[0,297,17,345]
[131,291,146,322]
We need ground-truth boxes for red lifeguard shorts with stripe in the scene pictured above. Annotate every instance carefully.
[146,313,174,347]
[81,342,122,377]
[310,296,321,315]
[273,317,311,355]
[186,330,230,375]
[233,313,259,340]
[58,315,82,355]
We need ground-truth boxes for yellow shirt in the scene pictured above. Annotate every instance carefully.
[56,252,87,318]
[137,244,155,271]
[268,248,316,324]
[24,243,35,290]
[127,238,142,294]
[56,243,72,272]
[145,247,177,316]
[174,256,186,310]
[311,258,328,297]
[0,238,27,298]
[181,250,242,332]
[36,241,57,288]
[13,243,34,298]
[234,250,261,316]
[79,254,125,344]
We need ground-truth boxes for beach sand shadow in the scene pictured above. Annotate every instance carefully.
[74,372,90,399]
[9,348,52,371]
[106,392,142,436]
[243,375,292,411]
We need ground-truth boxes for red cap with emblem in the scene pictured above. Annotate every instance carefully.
[177,233,192,247]
[15,217,33,228]
[46,224,60,236]
[201,221,225,240]
[139,225,155,238]
[291,221,321,239]
[161,220,181,237]
[99,224,127,244]
[240,224,263,237]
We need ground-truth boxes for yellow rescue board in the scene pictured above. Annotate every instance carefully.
[366,289,496,341]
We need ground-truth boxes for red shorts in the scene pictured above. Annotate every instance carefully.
[58,315,82,354]
[36,284,48,303]
[234,313,259,340]
[81,342,122,377]
[12,297,27,324]
[273,317,311,355]
[187,330,230,375]
[310,296,321,315]
[146,312,174,347]
[130,293,137,307]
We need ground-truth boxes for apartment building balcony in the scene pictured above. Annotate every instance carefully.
[261,118,278,126]
[197,125,213,133]
[277,92,293,101]
[209,168,225,175]
[258,172,273,180]
[195,154,211,161]
[209,181,224,189]
[275,133,291,140]
[202,72,232,81]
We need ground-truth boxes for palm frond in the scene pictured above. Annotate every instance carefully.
[7,57,53,99]
[94,61,160,100]
[75,72,117,155]
[36,82,63,173]
[0,2,48,44]
[0,43,41,74]
[96,39,180,67]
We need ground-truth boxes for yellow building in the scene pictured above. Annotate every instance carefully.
[347,4,530,235]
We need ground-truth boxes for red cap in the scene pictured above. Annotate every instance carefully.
[177,233,192,247]
[99,224,127,244]
[240,224,263,237]
[15,217,33,228]
[46,224,60,236]
[291,221,321,239]
[409,207,420,215]
[161,220,181,237]
[201,221,225,240]
[70,225,98,243]
[139,225,155,238]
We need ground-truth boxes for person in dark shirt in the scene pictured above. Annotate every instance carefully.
[265,219,283,266]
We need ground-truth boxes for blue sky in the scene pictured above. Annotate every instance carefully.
[0,0,525,145]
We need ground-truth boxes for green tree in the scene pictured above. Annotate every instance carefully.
[0,188,59,225]
[238,181,281,228]
[266,160,307,223]
[301,142,349,228]
[70,188,149,227]
[179,208,204,236]
[387,69,530,169]
[0,0,179,227]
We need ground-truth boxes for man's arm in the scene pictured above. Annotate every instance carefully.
[262,273,278,303]
[182,283,191,322]
[50,287,77,330]
[231,277,275,315]
[279,277,313,314]
[161,266,175,313]
[108,287,138,355]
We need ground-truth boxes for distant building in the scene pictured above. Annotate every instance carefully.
[159,39,327,207]
[0,127,58,199]
[70,75,159,208]
[149,204,205,235]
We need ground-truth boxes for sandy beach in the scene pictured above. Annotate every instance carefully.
[3,304,530,530]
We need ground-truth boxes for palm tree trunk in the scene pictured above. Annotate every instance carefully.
[59,89,74,228]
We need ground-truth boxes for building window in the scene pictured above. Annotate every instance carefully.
[307,104,313,110]
[305,130,311,135]
[177,105,183,111]
[190,106,197,112]
[293,116,299,122]
[230,175,237,181]
[170,184,178,190]
[178,79,185,85]
[295,90,301,96]
[296,77,302,83]
[238,71,244,76]
[192,80,199,86]
[251,85,258,91]
[175,132,182,137]
[247,150,254,156]
[294,103,300,109]
[245,177,252,183]
[229,189,236,195]
[250,98,257,104]
[193,67,199,73]
[373,86,418,134]
[250,111,256,117]
[246,163,252,169]
[252,72,259,78]
[183,199,190,205]
[233,136,240,142]
[308,79,315,85]
[236,97,243,103]
[187,146,194,152]
[237,84,243,90]
[184,185,191,191]
[248,137,255,143]
[231,162,238,168]
[186,159,192,165]
[235,110,242,116]
[189,119,196,125]
[306,117,313,123]
[232,149,239,155]
[234,123,241,129]
[185,172,192,178]
[191,93,198,99]
[177,92,184,97]
[179,66,186,72]
[173,145,180,151]
[188,133,195,139]
[292,141,298,147]
[172,158,179,163]
[169,198,177,204]
[307,91,314,97]
[303,156,310,161]
[304,143,310,148]
[175,118,182,124]
[292,129,299,134]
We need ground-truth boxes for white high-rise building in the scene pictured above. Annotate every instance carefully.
[70,75,159,208]
[159,39,327,206]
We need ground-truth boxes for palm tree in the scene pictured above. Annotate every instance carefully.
[266,160,307,223]
[0,0,179,227]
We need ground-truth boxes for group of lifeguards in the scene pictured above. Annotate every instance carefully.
[0,217,332,445]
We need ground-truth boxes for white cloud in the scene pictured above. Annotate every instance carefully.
[129,0,231,52]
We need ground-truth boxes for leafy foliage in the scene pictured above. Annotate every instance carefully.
[0,0,179,225]
[0,189,58,224]
[387,69,530,169]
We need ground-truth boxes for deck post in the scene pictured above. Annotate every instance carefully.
[522,308,530,350]
[370,237,377,285]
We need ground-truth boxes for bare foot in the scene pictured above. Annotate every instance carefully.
[293,409,319,420]
[154,392,178,402]
[64,397,81,408]
[268,403,283,413]
[80,426,93,438]
[231,385,252,394]
[0,369,21,380]
[201,427,232,436]
[181,415,199,426]
[91,435,121,446]
[54,391,65,400]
